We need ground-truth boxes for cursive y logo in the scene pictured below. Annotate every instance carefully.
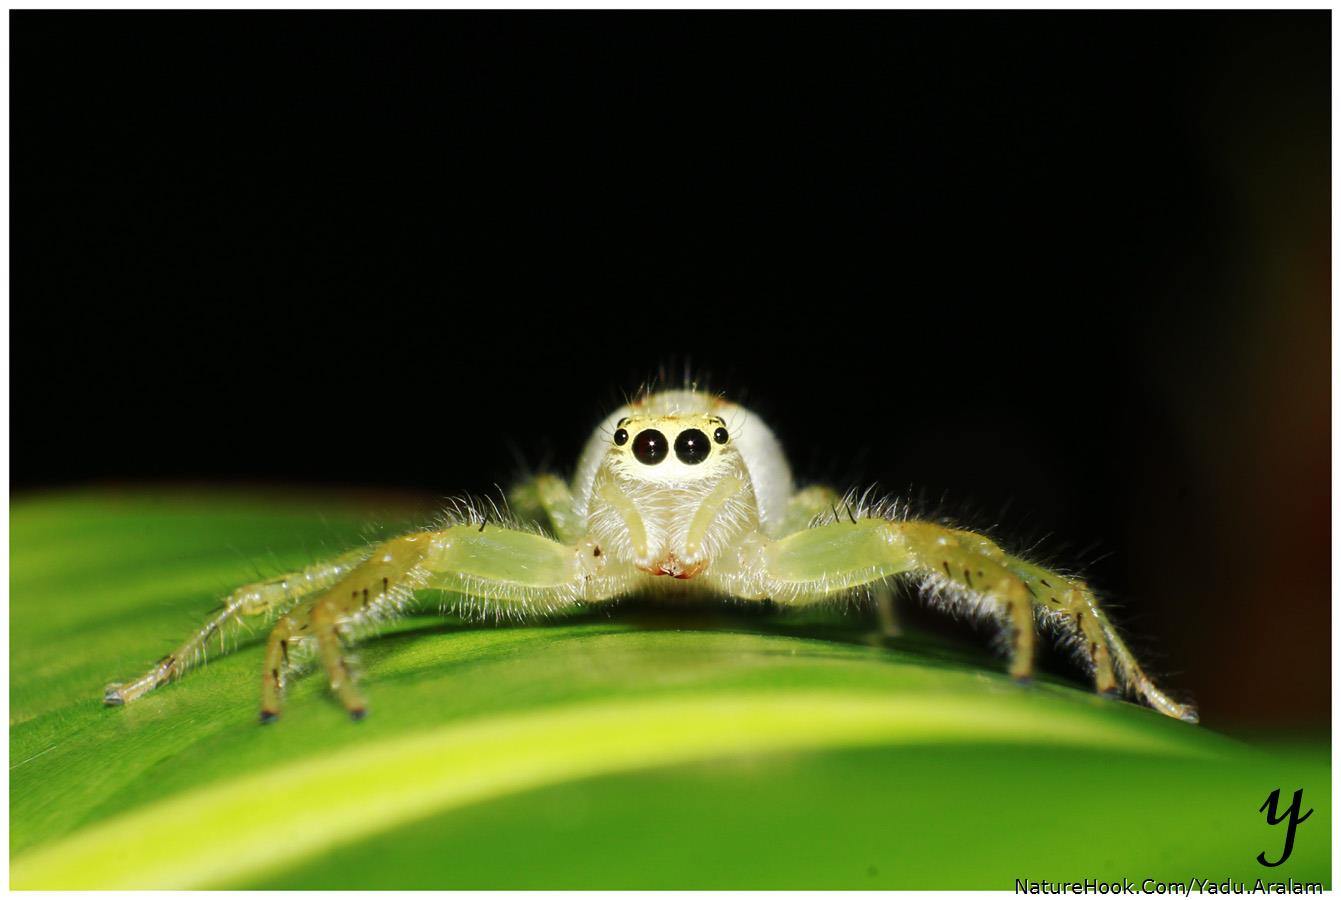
[1257,788,1312,867]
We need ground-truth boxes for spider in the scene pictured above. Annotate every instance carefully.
[104,387,1197,724]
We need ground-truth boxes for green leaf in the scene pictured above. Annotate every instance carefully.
[10,491,1330,889]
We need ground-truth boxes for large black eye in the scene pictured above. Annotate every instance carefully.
[713,426,728,444]
[674,429,711,465]
[613,428,629,446]
[632,429,668,465]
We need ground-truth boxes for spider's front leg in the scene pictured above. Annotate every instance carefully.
[1001,555,1197,722]
[743,517,1195,722]
[778,486,901,636]
[104,547,372,706]
[719,517,1032,677]
[259,522,623,723]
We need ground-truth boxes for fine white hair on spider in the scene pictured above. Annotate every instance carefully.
[104,381,1198,725]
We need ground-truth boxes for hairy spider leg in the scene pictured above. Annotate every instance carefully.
[777,485,901,635]
[259,525,629,722]
[1004,558,1197,722]
[104,547,371,706]
[755,517,1041,681]
[750,514,1196,721]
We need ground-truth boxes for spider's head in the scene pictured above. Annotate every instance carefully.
[576,389,786,575]
[589,409,755,574]
[605,413,738,485]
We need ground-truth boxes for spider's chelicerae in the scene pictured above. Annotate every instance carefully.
[105,387,1197,724]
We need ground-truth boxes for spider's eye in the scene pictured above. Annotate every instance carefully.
[631,429,668,465]
[674,429,711,465]
[713,426,729,444]
[613,428,629,446]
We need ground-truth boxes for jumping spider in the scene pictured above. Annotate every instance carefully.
[105,387,1197,724]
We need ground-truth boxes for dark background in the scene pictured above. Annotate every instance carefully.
[13,13,1329,731]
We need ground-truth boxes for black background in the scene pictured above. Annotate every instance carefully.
[13,13,1329,730]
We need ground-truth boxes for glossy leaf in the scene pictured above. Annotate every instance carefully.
[10,491,1329,889]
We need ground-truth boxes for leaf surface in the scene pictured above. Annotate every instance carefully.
[10,491,1329,888]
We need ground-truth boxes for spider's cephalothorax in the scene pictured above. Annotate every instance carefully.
[105,387,1198,724]
[578,390,788,581]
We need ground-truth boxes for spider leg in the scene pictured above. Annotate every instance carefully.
[873,584,902,638]
[103,547,370,706]
[1005,558,1197,722]
[774,486,903,636]
[895,522,1036,680]
[750,518,1035,679]
[258,524,629,723]
[259,531,443,720]
[508,474,582,543]
[777,485,845,535]
[741,516,1193,721]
